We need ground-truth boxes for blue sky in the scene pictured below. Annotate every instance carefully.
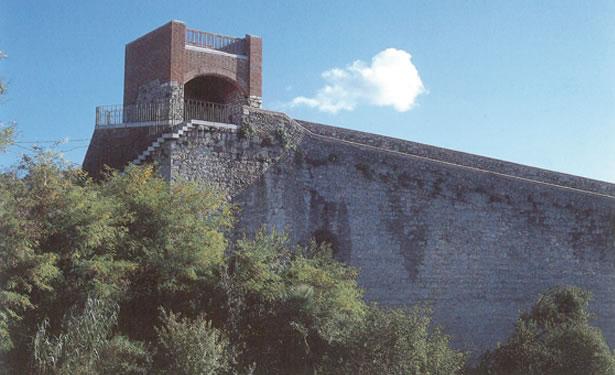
[1,1,614,182]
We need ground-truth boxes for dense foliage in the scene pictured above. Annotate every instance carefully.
[473,286,615,375]
[1,150,613,374]
[0,153,464,374]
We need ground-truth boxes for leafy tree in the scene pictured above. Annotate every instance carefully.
[474,286,615,375]
[224,230,465,374]
[1,155,231,372]
[225,230,367,374]
[2,152,134,372]
[0,153,63,369]
[99,165,232,340]
[96,335,152,375]
[155,309,232,375]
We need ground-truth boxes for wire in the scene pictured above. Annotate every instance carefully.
[58,145,88,152]
[12,144,34,151]
[15,138,90,144]
[10,143,88,153]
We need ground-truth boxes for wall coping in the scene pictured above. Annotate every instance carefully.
[297,119,615,198]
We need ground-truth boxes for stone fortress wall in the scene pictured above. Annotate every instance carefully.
[140,107,615,357]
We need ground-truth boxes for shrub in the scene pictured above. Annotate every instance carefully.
[155,309,232,375]
[322,306,466,374]
[96,336,152,375]
[33,297,150,375]
[474,286,615,375]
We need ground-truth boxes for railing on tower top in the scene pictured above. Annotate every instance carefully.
[185,28,246,55]
[95,99,242,128]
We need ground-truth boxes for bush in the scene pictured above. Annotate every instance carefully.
[155,309,232,375]
[97,336,152,375]
[322,306,466,374]
[33,297,150,375]
[474,286,615,375]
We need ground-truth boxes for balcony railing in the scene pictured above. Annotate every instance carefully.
[95,99,242,128]
[184,99,239,125]
[185,28,246,55]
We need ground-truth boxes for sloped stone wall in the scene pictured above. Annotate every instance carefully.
[150,108,615,357]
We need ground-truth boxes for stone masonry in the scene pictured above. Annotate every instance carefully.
[134,106,615,358]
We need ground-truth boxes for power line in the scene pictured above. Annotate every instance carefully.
[58,145,88,152]
[11,143,88,153]
[14,138,90,144]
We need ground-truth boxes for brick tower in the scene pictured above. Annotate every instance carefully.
[124,20,262,108]
[83,21,262,176]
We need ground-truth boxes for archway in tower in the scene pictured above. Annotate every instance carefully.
[184,74,244,104]
[183,75,244,123]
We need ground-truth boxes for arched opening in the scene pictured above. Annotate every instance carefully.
[184,74,244,104]
[183,75,244,123]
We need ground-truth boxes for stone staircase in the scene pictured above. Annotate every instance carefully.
[132,122,195,165]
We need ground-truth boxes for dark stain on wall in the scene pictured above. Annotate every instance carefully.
[385,190,427,281]
[307,189,352,261]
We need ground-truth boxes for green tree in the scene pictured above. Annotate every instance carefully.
[3,152,134,371]
[224,230,465,374]
[1,151,467,374]
[224,230,366,374]
[99,165,232,340]
[1,155,231,372]
[475,286,615,375]
[0,153,62,370]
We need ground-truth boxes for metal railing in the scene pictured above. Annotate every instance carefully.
[95,99,241,128]
[185,28,246,55]
[184,99,240,124]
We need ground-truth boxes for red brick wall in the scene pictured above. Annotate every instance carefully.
[169,21,186,84]
[246,35,262,99]
[123,21,186,105]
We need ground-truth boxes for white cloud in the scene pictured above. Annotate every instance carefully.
[291,48,425,114]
